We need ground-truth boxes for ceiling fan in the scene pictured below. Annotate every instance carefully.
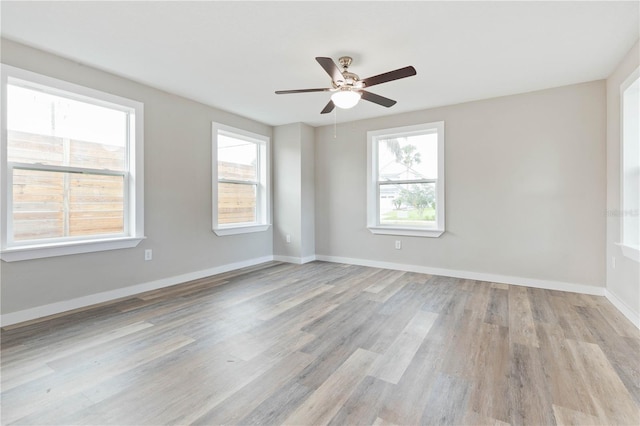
[275,56,417,114]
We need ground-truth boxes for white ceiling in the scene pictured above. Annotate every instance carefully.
[1,1,638,127]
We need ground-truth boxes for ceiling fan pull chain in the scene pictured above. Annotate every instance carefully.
[334,107,337,139]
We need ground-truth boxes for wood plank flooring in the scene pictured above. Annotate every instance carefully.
[1,261,639,425]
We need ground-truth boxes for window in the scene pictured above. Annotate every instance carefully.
[620,68,640,262]
[1,65,144,261]
[212,122,270,236]
[367,121,445,237]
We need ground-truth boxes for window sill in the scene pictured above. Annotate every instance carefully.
[617,243,640,263]
[0,236,146,262]
[368,226,444,238]
[213,224,271,236]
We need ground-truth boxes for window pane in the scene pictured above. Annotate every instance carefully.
[378,133,438,180]
[218,182,256,225]
[12,169,64,240]
[379,182,436,226]
[7,84,127,170]
[68,173,125,237]
[218,134,257,182]
[13,169,124,241]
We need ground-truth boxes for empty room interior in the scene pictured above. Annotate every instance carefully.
[1,1,639,425]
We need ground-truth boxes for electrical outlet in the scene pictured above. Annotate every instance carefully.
[286,234,291,243]
[395,240,402,250]
[145,249,153,261]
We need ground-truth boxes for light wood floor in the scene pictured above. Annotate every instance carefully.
[1,261,639,425]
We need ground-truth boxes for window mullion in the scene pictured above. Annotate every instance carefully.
[218,178,259,185]
[9,162,126,177]
[378,178,436,185]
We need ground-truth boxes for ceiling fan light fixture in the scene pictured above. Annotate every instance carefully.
[331,89,361,109]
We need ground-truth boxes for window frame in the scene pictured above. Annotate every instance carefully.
[212,122,271,236]
[0,64,145,262]
[619,67,640,263]
[367,121,445,238]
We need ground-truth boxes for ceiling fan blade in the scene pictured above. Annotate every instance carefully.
[360,91,397,108]
[361,66,416,88]
[275,88,331,94]
[316,57,344,84]
[320,100,335,114]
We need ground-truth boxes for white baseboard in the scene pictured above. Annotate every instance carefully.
[0,255,275,327]
[4,253,621,329]
[301,255,317,264]
[273,255,317,265]
[605,289,640,329]
[315,255,606,296]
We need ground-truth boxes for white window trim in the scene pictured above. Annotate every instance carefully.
[212,122,271,236]
[617,243,640,263]
[0,64,145,261]
[619,66,640,263]
[367,121,445,238]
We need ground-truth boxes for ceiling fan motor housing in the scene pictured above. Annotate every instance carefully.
[334,57,362,89]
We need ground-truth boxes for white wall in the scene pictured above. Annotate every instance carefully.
[606,41,640,325]
[0,39,273,317]
[315,81,606,290]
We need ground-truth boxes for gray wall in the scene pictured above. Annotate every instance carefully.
[273,122,315,261]
[0,38,617,318]
[606,41,640,318]
[315,81,606,288]
[273,124,302,258]
[300,124,316,259]
[0,39,273,314]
